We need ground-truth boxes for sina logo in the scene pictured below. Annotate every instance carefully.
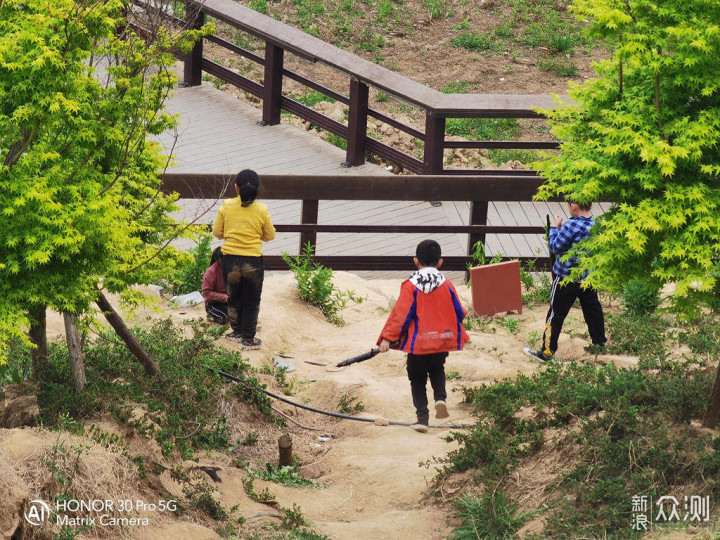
[24,500,51,526]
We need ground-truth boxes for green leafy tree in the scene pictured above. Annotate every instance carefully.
[534,0,720,424]
[0,0,210,377]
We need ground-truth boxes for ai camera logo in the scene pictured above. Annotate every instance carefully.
[24,499,51,526]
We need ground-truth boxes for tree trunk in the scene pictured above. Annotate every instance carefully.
[95,292,160,376]
[63,313,87,393]
[702,358,720,428]
[27,305,48,383]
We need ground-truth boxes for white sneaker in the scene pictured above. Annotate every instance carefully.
[435,400,449,419]
[411,423,428,433]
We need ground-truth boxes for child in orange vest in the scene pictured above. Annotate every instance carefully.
[377,240,470,432]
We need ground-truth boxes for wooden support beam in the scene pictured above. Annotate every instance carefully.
[183,7,205,86]
[300,199,319,251]
[262,43,284,126]
[345,79,369,166]
[423,111,446,174]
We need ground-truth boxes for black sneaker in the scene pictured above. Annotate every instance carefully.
[240,337,262,351]
[523,347,553,362]
[225,332,242,342]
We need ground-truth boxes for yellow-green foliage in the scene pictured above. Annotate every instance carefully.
[0,0,212,359]
[534,0,720,317]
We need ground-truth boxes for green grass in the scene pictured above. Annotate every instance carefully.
[451,33,498,53]
[537,58,578,77]
[294,91,336,107]
[441,343,720,538]
[446,117,521,141]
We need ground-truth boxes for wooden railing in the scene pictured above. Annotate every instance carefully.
[161,173,556,271]
[131,0,567,175]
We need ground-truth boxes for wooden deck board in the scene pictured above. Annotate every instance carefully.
[159,82,589,274]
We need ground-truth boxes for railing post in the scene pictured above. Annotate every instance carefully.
[423,110,446,174]
[183,5,205,87]
[262,43,284,126]
[300,200,319,253]
[343,79,369,167]
[467,201,489,280]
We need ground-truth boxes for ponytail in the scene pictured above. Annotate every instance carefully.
[235,169,260,207]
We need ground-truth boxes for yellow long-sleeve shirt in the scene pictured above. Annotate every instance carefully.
[212,197,276,257]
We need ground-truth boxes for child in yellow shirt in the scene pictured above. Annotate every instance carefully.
[212,169,275,350]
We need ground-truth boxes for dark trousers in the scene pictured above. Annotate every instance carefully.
[406,352,448,424]
[205,302,228,325]
[542,273,606,356]
[222,255,264,340]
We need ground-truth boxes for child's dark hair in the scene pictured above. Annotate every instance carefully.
[210,246,223,265]
[236,169,260,207]
[416,239,442,267]
[567,198,592,211]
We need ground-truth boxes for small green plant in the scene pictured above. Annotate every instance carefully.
[451,33,497,52]
[620,278,661,315]
[451,18,471,31]
[488,148,538,166]
[446,370,462,380]
[295,91,336,107]
[247,463,320,488]
[526,329,541,348]
[441,80,474,94]
[282,243,363,325]
[44,439,85,500]
[239,432,259,446]
[242,477,276,503]
[248,0,268,14]
[327,132,348,150]
[282,503,311,529]
[425,0,448,20]
[376,90,389,103]
[537,58,578,77]
[449,491,526,539]
[338,392,365,414]
[498,317,520,335]
[463,317,496,333]
[548,34,576,54]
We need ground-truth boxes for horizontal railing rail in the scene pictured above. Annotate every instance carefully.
[130,0,567,175]
[162,173,556,272]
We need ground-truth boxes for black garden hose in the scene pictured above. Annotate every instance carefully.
[209,368,474,430]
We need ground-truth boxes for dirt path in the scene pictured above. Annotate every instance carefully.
[35,271,617,539]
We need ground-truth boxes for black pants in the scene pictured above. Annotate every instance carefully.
[205,302,228,325]
[406,352,448,424]
[222,255,264,340]
[542,273,606,356]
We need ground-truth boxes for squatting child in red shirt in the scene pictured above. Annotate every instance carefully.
[377,240,470,432]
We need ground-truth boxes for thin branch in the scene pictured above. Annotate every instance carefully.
[4,122,41,168]
[122,202,218,275]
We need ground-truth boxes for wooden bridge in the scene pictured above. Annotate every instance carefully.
[132,0,607,277]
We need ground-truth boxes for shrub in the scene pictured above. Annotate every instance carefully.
[282,243,362,325]
[620,278,661,315]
